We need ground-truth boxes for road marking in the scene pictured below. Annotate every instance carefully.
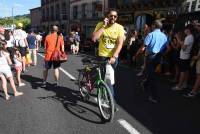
[37,53,76,80]
[118,119,140,134]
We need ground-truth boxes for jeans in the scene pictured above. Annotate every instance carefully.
[143,53,161,100]
[97,56,118,101]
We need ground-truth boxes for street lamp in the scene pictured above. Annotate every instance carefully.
[11,7,16,30]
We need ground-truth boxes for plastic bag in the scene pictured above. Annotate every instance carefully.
[104,63,115,85]
[25,52,32,65]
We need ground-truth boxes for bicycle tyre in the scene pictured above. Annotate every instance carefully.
[97,81,114,122]
[78,71,90,101]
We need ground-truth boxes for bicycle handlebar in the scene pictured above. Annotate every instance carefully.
[82,57,107,67]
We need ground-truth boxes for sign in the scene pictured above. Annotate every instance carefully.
[186,0,200,12]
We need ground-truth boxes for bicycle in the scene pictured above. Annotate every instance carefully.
[78,58,114,122]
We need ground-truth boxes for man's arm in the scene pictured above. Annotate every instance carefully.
[92,26,104,42]
[113,36,124,58]
[109,35,124,64]
[92,19,108,42]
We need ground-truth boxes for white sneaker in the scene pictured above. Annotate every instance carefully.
[172,86,183,91]
[184,92,196,98]
[136,71,143,76]
[19,83,26,87]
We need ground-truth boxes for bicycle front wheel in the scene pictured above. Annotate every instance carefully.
[97,81,114,122]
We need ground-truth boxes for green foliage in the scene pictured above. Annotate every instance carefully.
[0,15,30,30]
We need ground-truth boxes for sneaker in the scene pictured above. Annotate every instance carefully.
[184,92,197,98]
[114,107,119,112]
[136,71,143,76]
[54,81,59,87]
[41,81,46,88]
[19,83,26,87]
[172,86,183,91]
[148,96,158,103]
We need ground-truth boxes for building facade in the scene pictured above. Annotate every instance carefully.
[30,7,42,31]
[41,0,70,35]
[70,0,108,38]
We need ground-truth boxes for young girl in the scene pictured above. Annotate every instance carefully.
[13,48,25,86]
[0,40,23,100]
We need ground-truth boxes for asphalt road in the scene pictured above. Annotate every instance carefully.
[0,51,199,134]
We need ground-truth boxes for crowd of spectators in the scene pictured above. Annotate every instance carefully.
[119,21,200,98]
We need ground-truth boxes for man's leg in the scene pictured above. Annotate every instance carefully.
[43,69,48,82]
[53,61,61,86]
[145,55,159,102]
[33,49,37,65]
[42,61,51,87]
[54,68,59,82]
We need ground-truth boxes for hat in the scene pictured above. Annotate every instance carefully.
[17,23,23,28]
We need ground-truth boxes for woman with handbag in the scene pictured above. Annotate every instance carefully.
[41,25,65,87]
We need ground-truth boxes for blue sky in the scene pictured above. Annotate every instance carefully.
[0,0,40,17]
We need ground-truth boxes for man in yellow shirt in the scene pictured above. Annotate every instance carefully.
[92,8,125,111]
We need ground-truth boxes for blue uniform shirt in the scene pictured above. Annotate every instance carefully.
[27,34,36,49]
[144,29,168,54]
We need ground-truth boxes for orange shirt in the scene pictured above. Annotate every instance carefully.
[44,33,64,61]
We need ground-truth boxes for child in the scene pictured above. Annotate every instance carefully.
[13,48,25,86]
[0,40,23,100]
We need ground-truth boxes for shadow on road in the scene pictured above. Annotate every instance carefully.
[21,74,107,124]
[114,66,200,134]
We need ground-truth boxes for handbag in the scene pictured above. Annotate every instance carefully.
[104,63,115,85]
[51,34,67,63]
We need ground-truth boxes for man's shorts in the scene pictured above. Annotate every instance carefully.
[196,60,200,74]
[0,68,13,78]
[44,61,61,69]
[19,47,27,57]
[179,59,190,72]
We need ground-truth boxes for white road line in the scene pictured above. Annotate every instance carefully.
[118,119,140,134]
[37,53,76,80]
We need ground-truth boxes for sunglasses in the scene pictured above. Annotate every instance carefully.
[109,15,118,18]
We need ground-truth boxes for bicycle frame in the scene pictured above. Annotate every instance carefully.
[84,66,105,93]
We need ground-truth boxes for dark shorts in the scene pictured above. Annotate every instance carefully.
[44,61,61,69]
[19,47,27,57]
[179,59,190,72]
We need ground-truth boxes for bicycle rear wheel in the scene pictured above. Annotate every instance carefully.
[97,81,114,122]
[78,71,90,101]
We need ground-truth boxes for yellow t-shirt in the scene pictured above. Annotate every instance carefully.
[94,22,125,57]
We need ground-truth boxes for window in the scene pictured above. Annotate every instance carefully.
[92,2,98,18]
[73,6,78,19]
[56,4,60,20]
[42,8,46,21]
[41,0,45,6]
[81,3,87,18]
[191,1,197,12]
[50,6,54,21]
[46,7,49,20]
[61,2,67,20]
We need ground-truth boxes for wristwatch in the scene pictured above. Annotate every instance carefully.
[112,55,118,59]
